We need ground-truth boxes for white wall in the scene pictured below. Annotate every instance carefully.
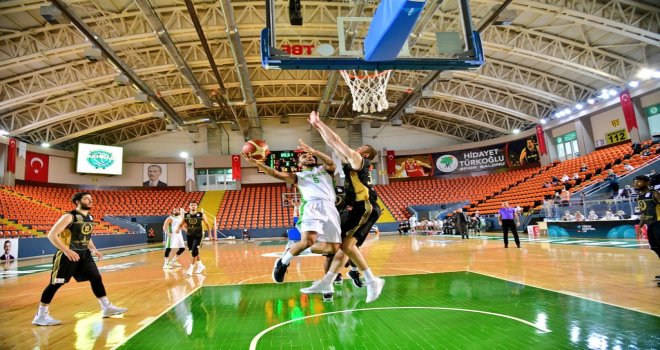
[551,123,576,138]
[122,127,209,157]
[361,124,461,151]
[123,118,459,156]
[639,89,660,107]
[589,106,626,145]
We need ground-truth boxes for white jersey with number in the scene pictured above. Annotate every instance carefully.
[170,215,184,234]
[295,166,341,243]
[165,215,186,249]
[296,166,336,203]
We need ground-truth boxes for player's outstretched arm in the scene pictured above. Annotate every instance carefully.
[308,111,362,170]
[245,155,297,185]
[297,139,336,173]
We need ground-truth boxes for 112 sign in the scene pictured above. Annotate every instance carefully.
[605,129,628,145]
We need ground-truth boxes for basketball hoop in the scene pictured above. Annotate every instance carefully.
[340,70,392,113]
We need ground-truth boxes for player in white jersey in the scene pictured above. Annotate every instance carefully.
[162,208,186,269]
[244,139,341,283]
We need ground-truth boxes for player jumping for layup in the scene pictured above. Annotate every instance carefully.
[244,139,342,283]
[302,111,385,303]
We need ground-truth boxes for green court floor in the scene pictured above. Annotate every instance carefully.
[121,272,659,349]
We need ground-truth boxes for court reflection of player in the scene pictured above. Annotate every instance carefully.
[394,158,432,177]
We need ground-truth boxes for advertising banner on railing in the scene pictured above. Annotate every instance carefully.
[432,135,540,175]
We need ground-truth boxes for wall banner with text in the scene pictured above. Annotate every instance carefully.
[432,136,541,175]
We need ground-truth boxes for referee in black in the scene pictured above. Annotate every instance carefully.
[498,201,521,248]
[33,192,127,326]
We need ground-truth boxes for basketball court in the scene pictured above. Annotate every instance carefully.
[2,235,659,349]
[1,0,659,349]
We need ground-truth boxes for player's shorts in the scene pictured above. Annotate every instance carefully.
[297,199,342,244]
[342,200,381,246]
[165,232,186,249]
[187,235,203,251]
[50,249,101,285]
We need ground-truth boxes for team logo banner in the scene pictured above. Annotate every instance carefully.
[432,136,541,175]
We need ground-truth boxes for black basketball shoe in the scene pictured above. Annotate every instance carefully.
[347,270,364,288]
[334,273,343,285]
[323,292,334,302]
[272,258,288,283]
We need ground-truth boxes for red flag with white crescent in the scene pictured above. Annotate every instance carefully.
[232,155,241,180]
[619,90,638,132]
[535,125,547,155]
[386,150,396,175]
[25,151,49,182]
[6,138,16,173]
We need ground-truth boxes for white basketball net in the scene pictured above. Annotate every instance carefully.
[340,70,392,113]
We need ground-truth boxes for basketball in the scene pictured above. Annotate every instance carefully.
[242,139,270,160]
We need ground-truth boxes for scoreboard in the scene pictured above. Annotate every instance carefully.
[263,150,302,173]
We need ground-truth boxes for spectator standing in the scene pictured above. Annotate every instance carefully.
[604,170,620,198]
[453,209,469,239]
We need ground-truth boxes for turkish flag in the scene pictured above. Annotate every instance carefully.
[386,150,396,175]
[25,151,49,182]
[619,89,637,132]
[231,155,241,180]
[536,125,547,155]
[6,138,16,173]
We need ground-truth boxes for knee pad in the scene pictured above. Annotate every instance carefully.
[192,247,199,257]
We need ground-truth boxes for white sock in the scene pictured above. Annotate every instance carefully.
[350,266,358,272]
[197,260,204,267]
[281,251,294,265]
[171,256,178,262]
[164,257,169,264]
[363,268,375,284]
[320,272,338,286]
[98,296,111,308]
[37,304,49,316]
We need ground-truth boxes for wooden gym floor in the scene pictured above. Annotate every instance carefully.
[0,234,658,349]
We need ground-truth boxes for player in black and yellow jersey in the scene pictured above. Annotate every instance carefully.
[633,175,660,286]
[177,201,213,276]
[32,192,127,326]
